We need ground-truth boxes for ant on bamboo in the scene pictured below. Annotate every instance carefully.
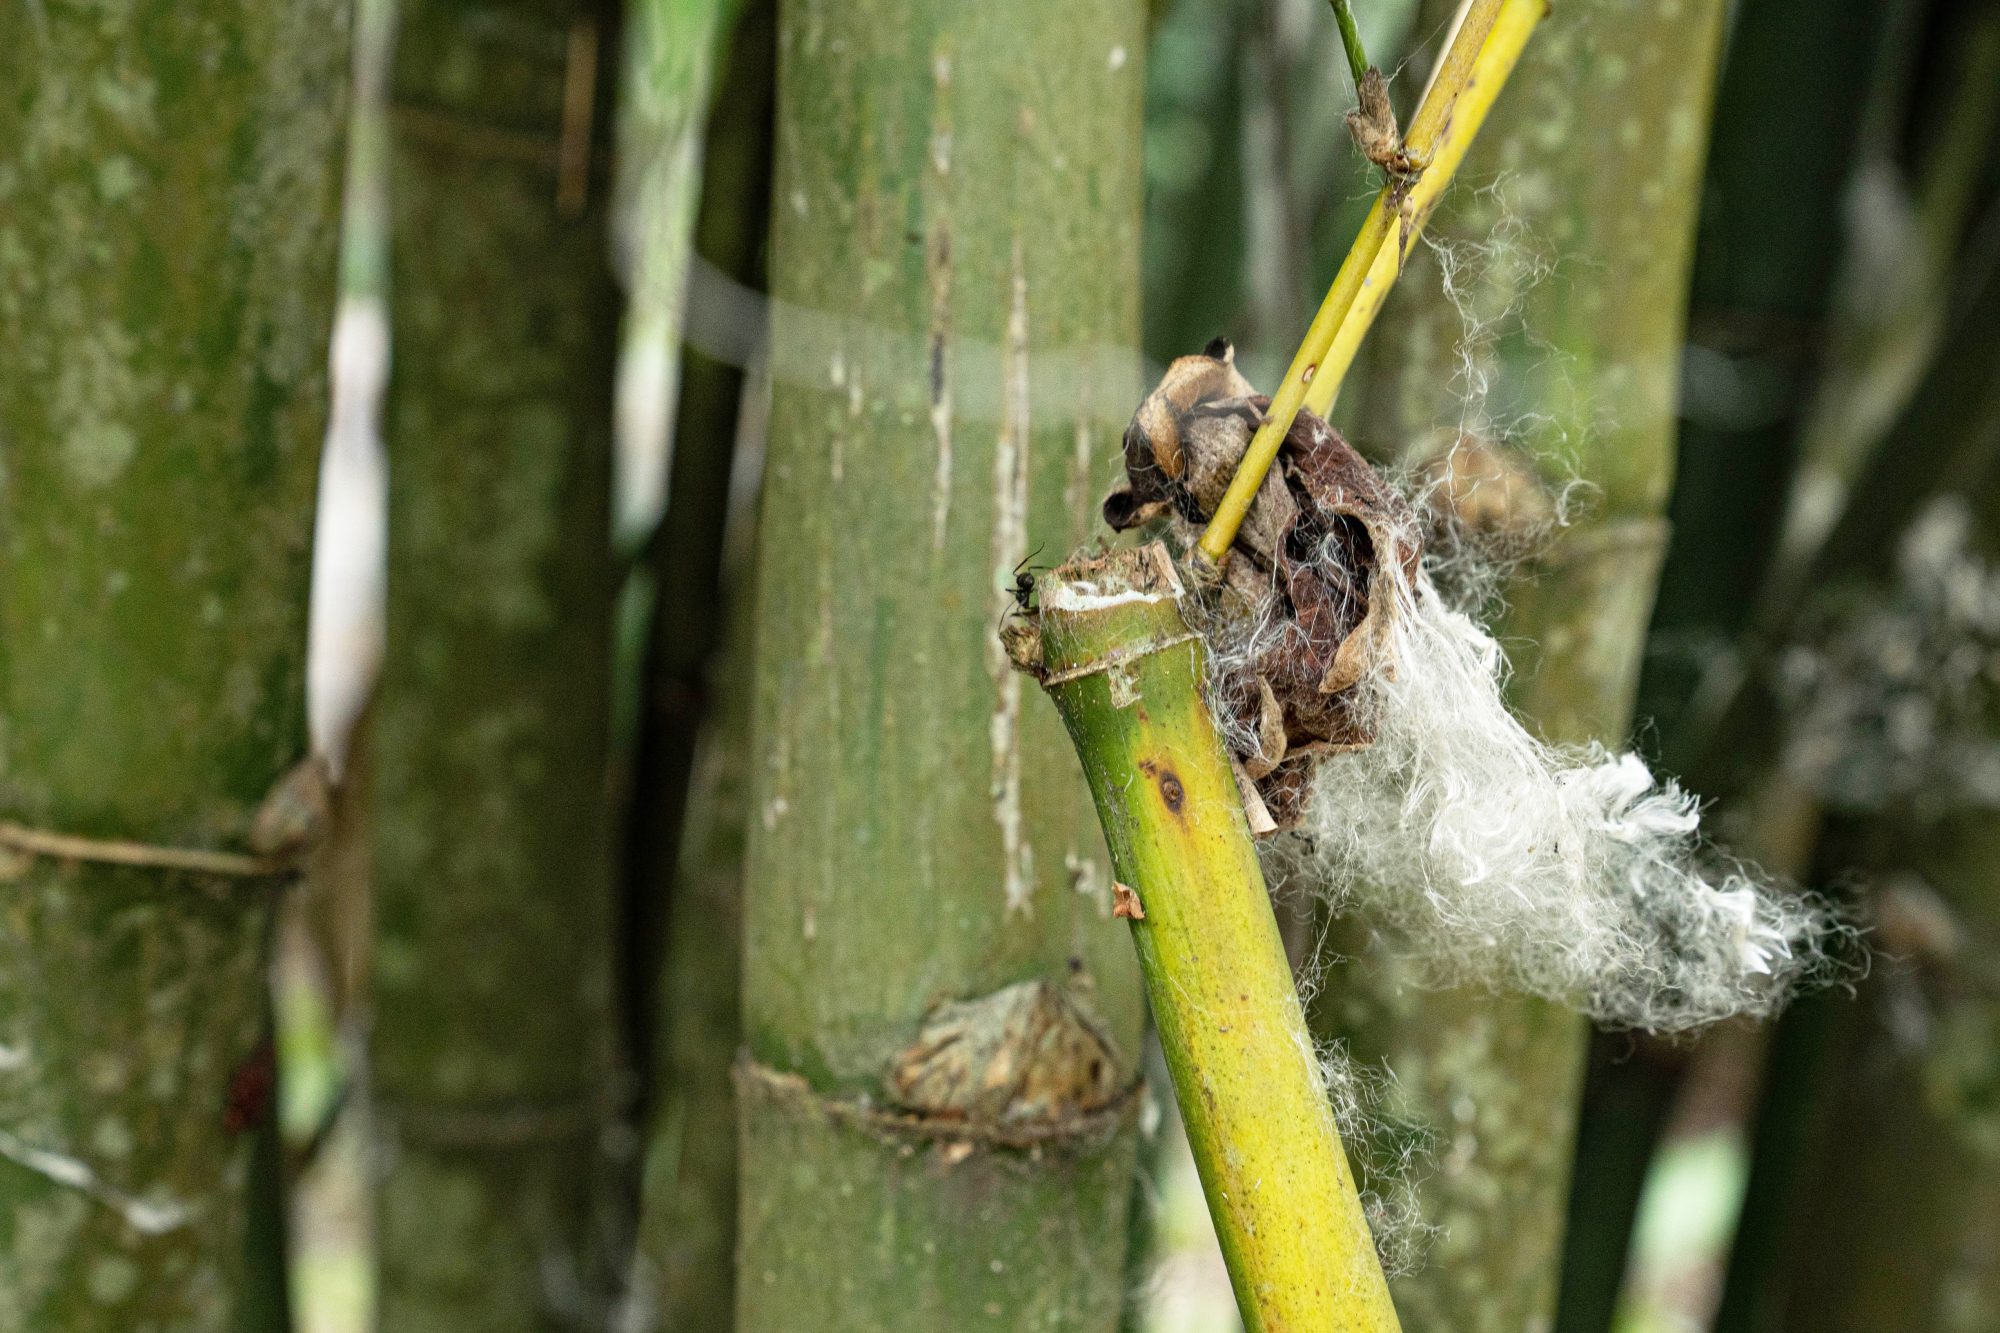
[1001,545,1047,625]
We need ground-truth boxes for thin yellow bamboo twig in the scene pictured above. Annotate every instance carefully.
[1302,0,1544,422]
[1198,0,1547,563]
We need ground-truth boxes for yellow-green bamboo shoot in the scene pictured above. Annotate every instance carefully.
[1027,543,1399,1333]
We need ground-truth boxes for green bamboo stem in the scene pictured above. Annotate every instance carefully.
[369,1,625,1327]
[629,542,757,1331]
[1748,787,2000,1330]
[620,0,771,1066]
[611,0,751,1237]
[735,0,1149,1325]
[1637,0,1893,786]
[1032,545,1400,1333]
[1329,0,1371,92]
[1716,230,2000,1333]
[1754,4,2000,624]
[613,0,741,546]
[0,2,350,1326]
[1561,2,1895,1321]
[1656,0,1999,781]
[1317,1,1731,1328]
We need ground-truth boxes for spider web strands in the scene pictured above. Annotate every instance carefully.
[1199,0,1546,564]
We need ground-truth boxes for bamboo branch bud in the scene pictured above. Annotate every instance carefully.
[1023,544,1401,1333]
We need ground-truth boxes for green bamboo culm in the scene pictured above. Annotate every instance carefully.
[609,0,745,1068]
[610,0,740,546]
[1557,0,1897,1322]
[1030,546,1401,1333]
[1749,802,2000,1331]
[736,0,1150,1326]
[1317,0,1731,1327]
[630,525,759,1331]
[1717,204,2000,1333]
[370,0,625,1327]
[0,2,350,1326]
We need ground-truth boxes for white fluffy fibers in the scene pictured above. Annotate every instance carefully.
[1296,565,1841,1032]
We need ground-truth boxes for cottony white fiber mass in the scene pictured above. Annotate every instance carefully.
[1277,541,1842,1032]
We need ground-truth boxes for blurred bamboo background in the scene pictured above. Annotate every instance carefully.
[17,0,1997,1327]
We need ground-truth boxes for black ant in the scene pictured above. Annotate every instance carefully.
[1002,545,1047,623]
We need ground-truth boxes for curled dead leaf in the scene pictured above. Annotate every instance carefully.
[1345,67,1414,177]
[1109,348,1420,829]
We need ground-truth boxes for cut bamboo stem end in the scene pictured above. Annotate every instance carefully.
[1028,543,1401,1333]
[1197,0,1547,564]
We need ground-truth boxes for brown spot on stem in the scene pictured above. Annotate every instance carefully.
[1158,770,1185,814]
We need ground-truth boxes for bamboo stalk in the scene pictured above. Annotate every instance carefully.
[0,3,351,1326]
[612,0,743,546]
[370,1,626,1326]
[1741,622,2000,1333]
[1561,1,1896,1321]
[1329,0,1371,91]
[1715,262,2000,1333]
[734,0,1150,1325]
[625,2,775,1326]
[1320,1,1732,1326]
[1198,0,1545,563]
[1031,545,1400,1333]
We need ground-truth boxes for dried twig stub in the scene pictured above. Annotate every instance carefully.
[1105,343,1419,828]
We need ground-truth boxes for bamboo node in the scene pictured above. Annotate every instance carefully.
[1033,633,1201,690]
[1346,66,1421,181]
[736,1055,1141,1154]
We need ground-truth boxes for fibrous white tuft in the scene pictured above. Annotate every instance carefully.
[1257,524,1845,1031]
[1315,1039,1438,1277]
